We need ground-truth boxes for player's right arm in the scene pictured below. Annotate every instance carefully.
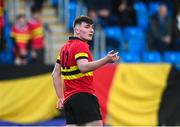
[52,62,64,109]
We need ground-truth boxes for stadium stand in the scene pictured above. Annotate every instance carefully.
[163,51,180,64]
[124,26,146,53]
[120,52,140,63]
[104,26,125,51]
[148,2,160,16]
[142,51,162,63]
[127,39,146,53]
[133,2,149,29]
[0,0,179,64]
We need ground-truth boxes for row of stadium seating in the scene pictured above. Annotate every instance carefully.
[50,0,169,31]
[120,51,180,63]
[104,26,146,53]
[0,10,14,64]
[134,1,173,30]
[0,0,177,65]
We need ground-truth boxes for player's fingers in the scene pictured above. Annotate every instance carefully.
[59,104,64,109]
[108,50,114,54]
[112,56,119,61]
[56,103,63,109]
[115,56,120,60]
[112,52,119,56]
[56,100,59,109]
[56,99,64,109]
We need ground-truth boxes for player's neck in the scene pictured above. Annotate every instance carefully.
[73,35,87,42]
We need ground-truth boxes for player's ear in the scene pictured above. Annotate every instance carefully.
[74,25,80,34]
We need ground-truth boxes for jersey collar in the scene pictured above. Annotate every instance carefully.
[69,36,84,42]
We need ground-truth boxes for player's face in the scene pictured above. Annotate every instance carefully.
[79,22,94,41]
[18,17,26,26]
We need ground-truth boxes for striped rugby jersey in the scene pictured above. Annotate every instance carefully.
[57,37,95,101]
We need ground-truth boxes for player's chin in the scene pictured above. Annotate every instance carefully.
[87,36,93,41]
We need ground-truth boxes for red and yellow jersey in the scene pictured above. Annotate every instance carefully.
[11,24,31,50]
[0,0,4,28]
[28,19,44,49]
[57,37,95,101]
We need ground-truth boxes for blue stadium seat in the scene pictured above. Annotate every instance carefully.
[104,26,125,51]
[50,0,58,7]
[124,27,145,40]
[124,27,146,53]
[0,51,13,64]
[121,52,140,63]
[3,24,14,51]
[67,2,86,31]
[142,51,161,63]
[163,52,180,64]
[127,39,146,53]
[68,2,77,31]
[133,2,147,13]
[133,2,149,29]
[136,13,149,30]
[148,2,160,16]
[4,11,9,26]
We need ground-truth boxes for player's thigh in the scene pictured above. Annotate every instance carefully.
[64,99,76,124]
[71,92,102,124]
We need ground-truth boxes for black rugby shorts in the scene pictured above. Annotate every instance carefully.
[64,92,102,125]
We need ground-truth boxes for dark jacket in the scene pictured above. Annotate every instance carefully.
[150,14,172,42]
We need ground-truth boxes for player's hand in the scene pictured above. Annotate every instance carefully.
[106,50,119,63]
[56,98,64,110]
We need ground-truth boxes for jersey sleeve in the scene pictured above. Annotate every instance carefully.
[74,42,89,61]
[56,47,62,64]
[56,54,60,64]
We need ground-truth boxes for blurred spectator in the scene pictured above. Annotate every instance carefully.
[173,0,180,17]
[83,0,118,27]
[83,0,119,51]
[11,14,31,65]
[32,0,45,12]
[97,0,121,51]
[0,0,5,51]
[112,0,137,27]
[172,8,180,51]
[149,4,172,53]
[28,6,45,64]
[97,0,119,27]
[0,0,4,32]
[82,0,98,21]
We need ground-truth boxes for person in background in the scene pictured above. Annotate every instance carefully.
[83,0,119,27]
[0,0,5,51]
[32,0,45,12]
[83,0,120,51]
[52,15,119,126]
[83,0,99,22]
[112,0,137,27]
[28,6,44,64]
[11,14,31,65]
[149,4,172,54]
[173,0,180,17]
[172,7,180,51]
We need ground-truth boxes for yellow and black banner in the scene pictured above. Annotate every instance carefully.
[0,64,180,125]
[0,65,60,124]
[94,64,180,126]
